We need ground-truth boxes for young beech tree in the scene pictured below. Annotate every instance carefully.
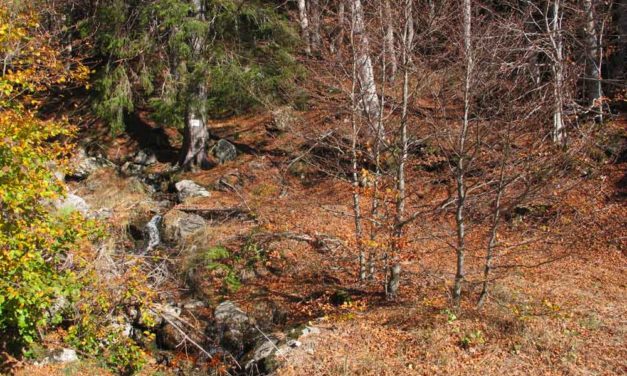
[0,0,91,351]
[90,0,299,170]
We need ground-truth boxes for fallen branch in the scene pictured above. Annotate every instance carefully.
[251,231,344,253]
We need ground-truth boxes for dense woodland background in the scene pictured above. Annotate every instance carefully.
[1,0,625,375]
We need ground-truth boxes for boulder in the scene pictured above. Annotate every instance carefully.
[36,348,78,365]
[133,149,157,166]
[67,148,107,180]
[269,106,298,132]
[243,336,304,373]
[162,209,206,243]
[121,161,144,176]
[210,301,255,357]
[175,180,210,202]
[53,193,90,215]
[243,336,281,373]
[213,139,237,164]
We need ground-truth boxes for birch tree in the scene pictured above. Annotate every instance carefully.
[309,0,322,52]
[351,0,381,133]
[383,0,398,82]
[548,0,566,144]
[583,0,603,119]
[297,0,312,55]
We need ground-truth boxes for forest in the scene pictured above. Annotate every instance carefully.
[0,0,625,375]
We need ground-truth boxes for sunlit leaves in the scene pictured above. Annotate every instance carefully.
[0,0,90,352]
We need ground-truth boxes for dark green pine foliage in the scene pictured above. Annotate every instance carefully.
[91,0,302,134]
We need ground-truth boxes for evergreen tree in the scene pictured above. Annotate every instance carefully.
[89,0,300,170]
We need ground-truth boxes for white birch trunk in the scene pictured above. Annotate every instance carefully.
[383,0,397,82]
[298,0,312,55]
[583,0,603,115]
[351,0,381,131]
[309,0,322,52]
[550,0,566,145]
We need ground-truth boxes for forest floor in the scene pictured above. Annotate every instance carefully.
[13,109,626,375]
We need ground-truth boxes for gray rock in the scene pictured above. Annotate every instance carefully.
[183,300,207,310]
[133,149,157,166]
[269,106,298,132]
[37,348,78,365]
[211,301,254,356]
[121,161,144,176]
[300,326,320,337]
[162,209,206,243]
[111,320,134,338]
[214,301,249,327]
[175,180,210,202]
[243,337,280,372]
[155,303,182,319]
[54,193,90,215]
[68,148,107,180]
[213,139,237,164]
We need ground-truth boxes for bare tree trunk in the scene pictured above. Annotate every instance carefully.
[453,0,472,308]
[617,0,627,80]
[351,0,381,132]
[309,0,322,52]
[549,0,566,145]
[478,127,510,308]
[349,20,366,282]
[583,0,603,119]
[179,0,210,171]
[383,0,397,82]
[298,0,312,55]
[334,1,346,57]
[387,0,413,299]
[395,0,412,248]
[366,0,393,280]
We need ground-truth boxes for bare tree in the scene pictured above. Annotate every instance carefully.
[309,0,322,52]
[349,10,367,281]
[351,0,381,133]
[451,0,473,307]
[388,0,414,298]
[547,0,567,144]
[583,0,605,121]
[383,0,398,82]
[297,0,312,55]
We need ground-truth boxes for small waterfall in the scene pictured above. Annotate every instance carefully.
[144,214,162,252]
